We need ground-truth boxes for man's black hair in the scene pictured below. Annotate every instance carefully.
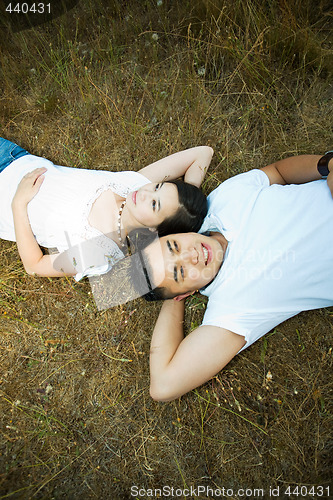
[127,228,179,301]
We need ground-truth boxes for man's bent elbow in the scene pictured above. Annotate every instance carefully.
[149,382,177,402]
[23,265,38,276]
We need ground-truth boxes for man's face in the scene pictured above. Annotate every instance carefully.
[144,232,225,297]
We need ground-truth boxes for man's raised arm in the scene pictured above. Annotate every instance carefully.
[261,153,333,197]
[149,299,245,402]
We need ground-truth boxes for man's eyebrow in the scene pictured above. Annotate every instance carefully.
[173,265,178,283]
[167,240,179,282]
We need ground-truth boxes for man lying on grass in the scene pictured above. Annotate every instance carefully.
[136,152,333,402]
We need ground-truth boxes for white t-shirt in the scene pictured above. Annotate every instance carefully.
[200,169,333,350]
[0,154,149,280]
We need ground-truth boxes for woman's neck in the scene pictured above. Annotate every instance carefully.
[88,190,124,236]
[120,204,145,236]
[88,190,149,243]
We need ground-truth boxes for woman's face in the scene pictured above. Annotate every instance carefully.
[126,182,179,228]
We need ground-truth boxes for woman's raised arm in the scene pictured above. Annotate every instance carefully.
[138,146,214,188]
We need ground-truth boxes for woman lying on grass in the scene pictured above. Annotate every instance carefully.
[0,137,212,280]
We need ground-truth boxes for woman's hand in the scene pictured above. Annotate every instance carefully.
[10,166,73,277]
[184,146,214,187]
[12,167,47,208]
[138,146,214,188]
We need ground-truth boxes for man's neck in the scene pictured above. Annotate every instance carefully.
[210,231,228,260]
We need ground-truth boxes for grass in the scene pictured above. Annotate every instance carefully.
[0,0,332,498]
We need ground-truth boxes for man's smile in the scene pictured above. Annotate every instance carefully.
[201,243,211,265]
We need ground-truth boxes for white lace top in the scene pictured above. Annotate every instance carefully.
[0,154,150,280]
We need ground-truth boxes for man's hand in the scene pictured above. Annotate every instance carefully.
[327,172,333,198]
[12,167,47,208]
[327,157,333,198]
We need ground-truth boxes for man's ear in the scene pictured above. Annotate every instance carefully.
[173,291,195,302]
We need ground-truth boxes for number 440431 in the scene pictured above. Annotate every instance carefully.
[284,485,330,497]
[6,3,51,14]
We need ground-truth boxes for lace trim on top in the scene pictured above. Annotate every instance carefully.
[74,179,136,277]
[82,178,132,234]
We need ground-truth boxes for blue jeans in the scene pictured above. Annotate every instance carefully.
[0,137,29,173]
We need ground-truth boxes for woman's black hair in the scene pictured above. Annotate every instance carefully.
[156,180,207,236]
